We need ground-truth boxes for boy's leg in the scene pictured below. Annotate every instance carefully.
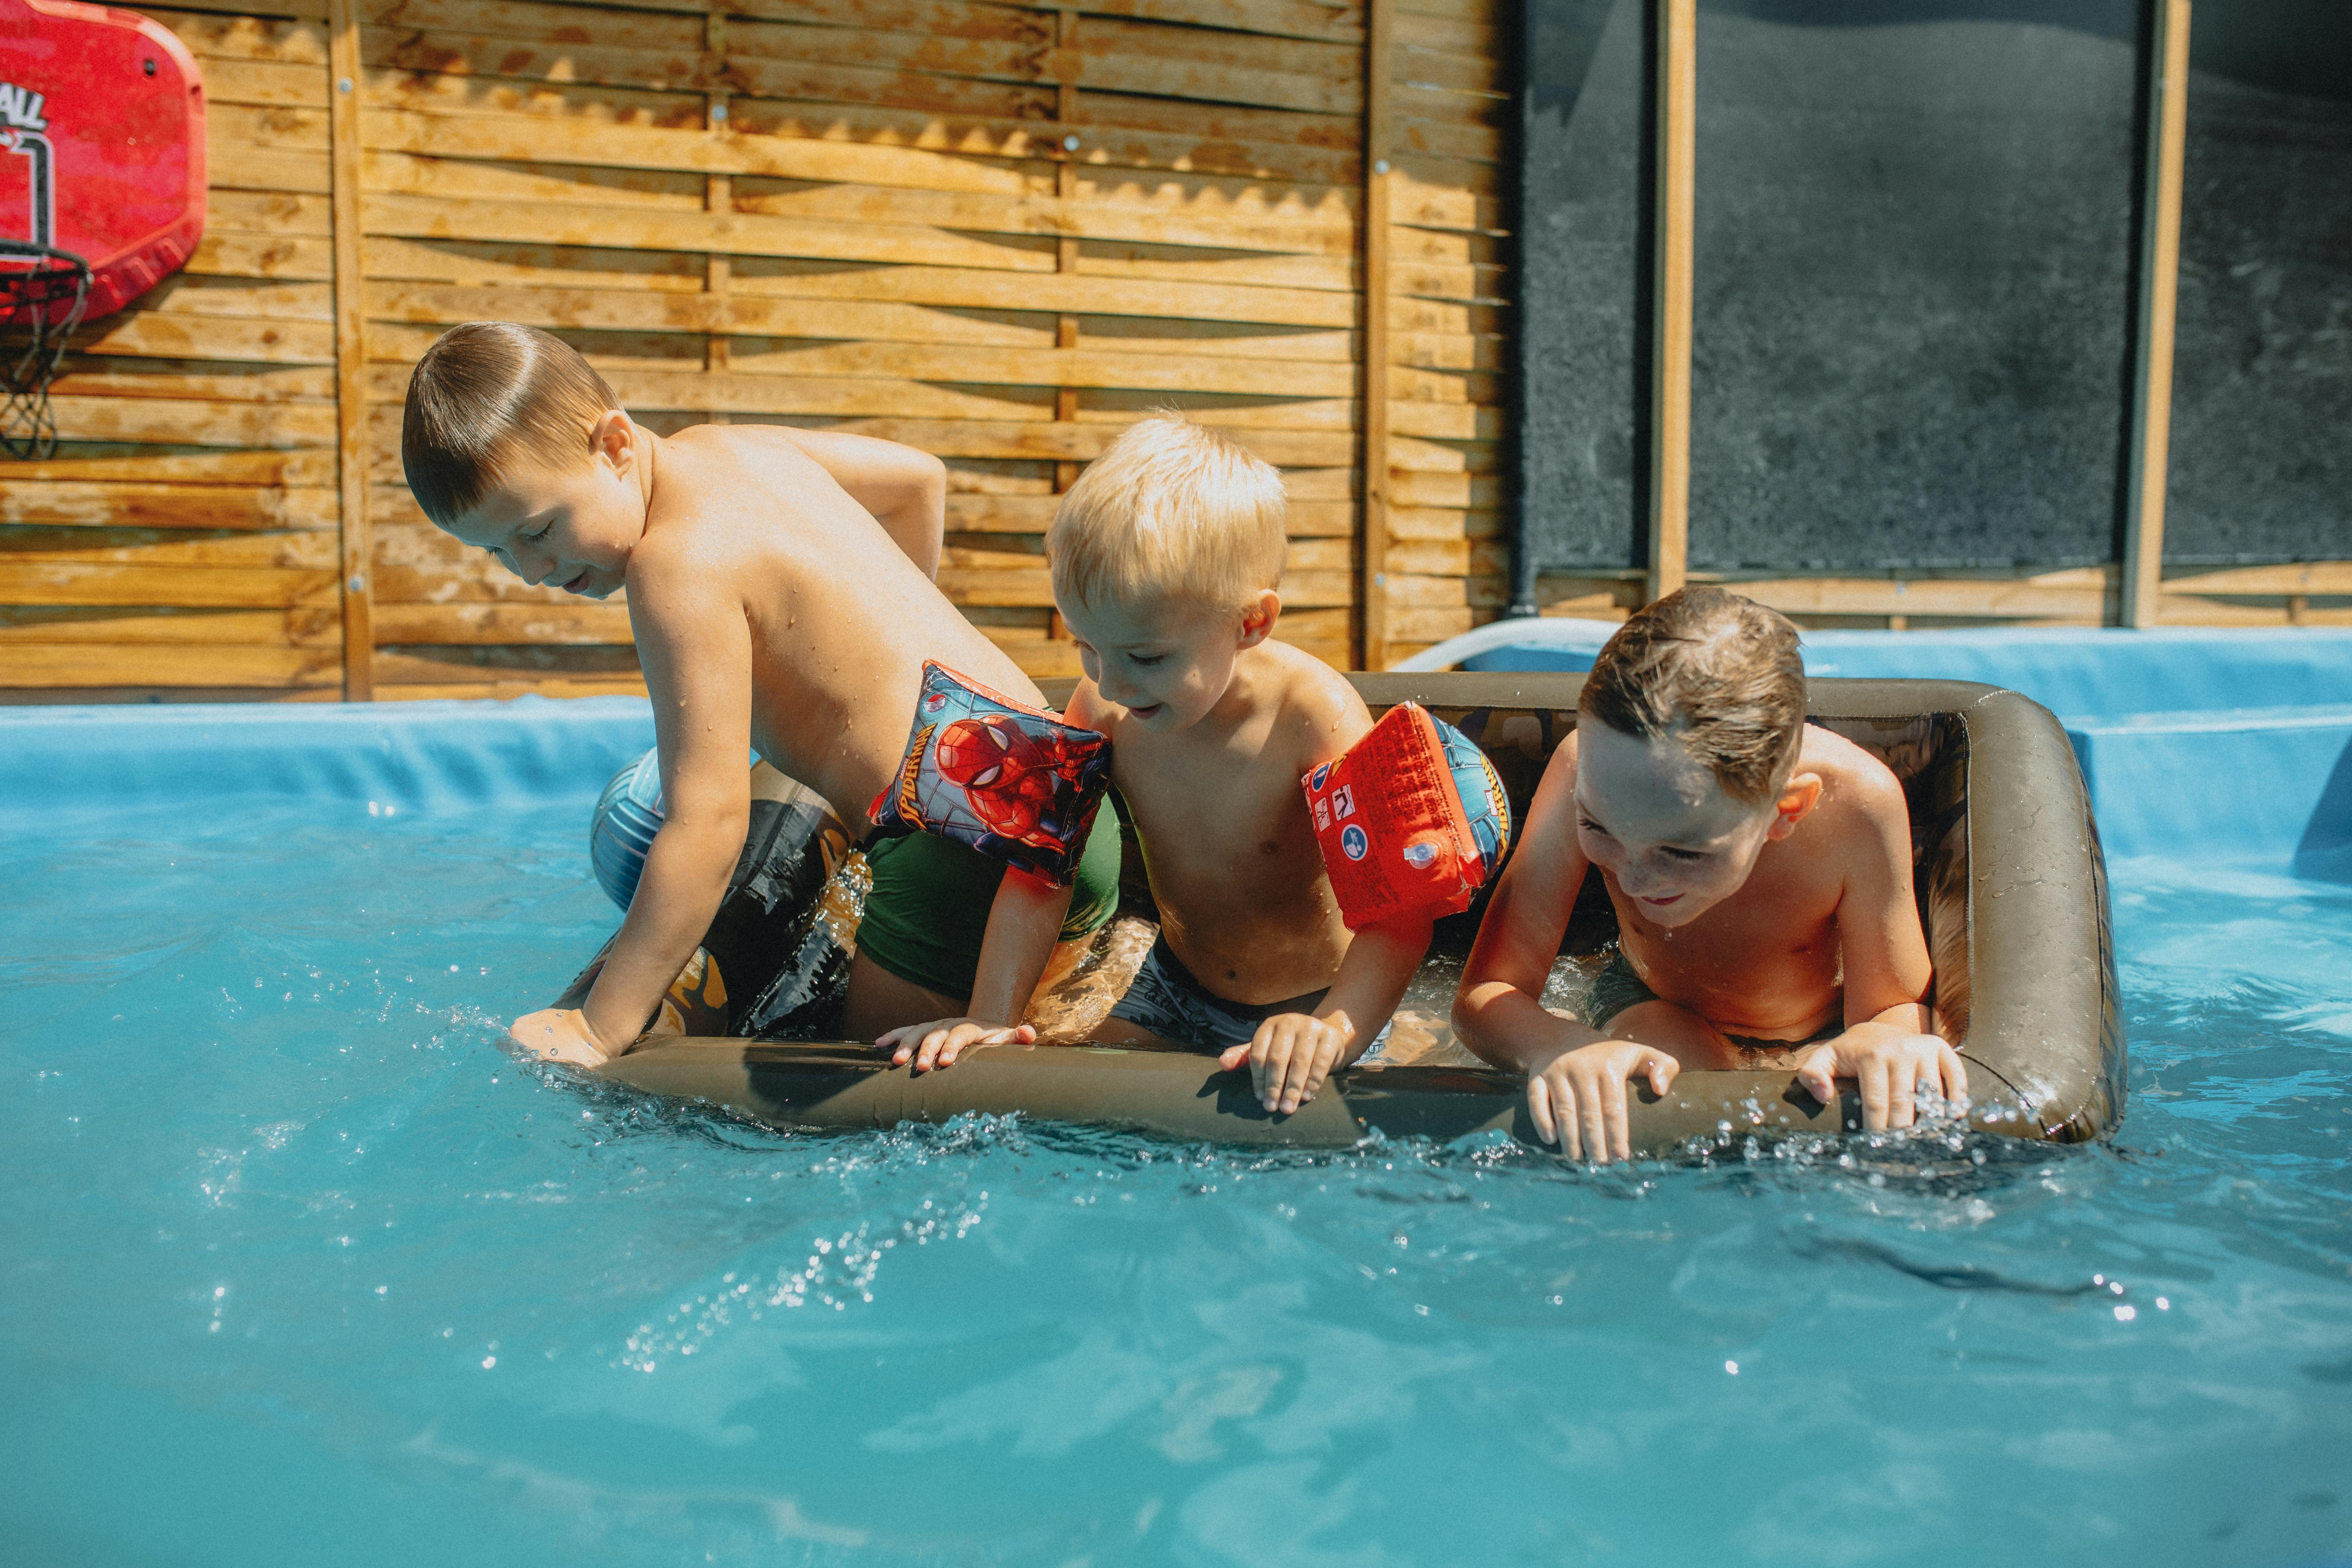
[843,814,1122,1039]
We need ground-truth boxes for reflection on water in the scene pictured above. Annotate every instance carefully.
[3,806,2349,1567]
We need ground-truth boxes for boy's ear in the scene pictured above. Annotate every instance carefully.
[1235,588,1282,650]
[590,408,635,472]
[1764,772,1823,841]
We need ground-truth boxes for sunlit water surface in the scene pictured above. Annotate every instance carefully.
[4,802,2349,1567]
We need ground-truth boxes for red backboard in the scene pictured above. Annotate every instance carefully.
[0,0,207,320]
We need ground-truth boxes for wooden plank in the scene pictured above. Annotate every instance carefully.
[332,0,374,699]
[0,606,341,644]
[187,232,338,281]
[1071,0,1362,45]
[2121,0,2190,631]
[362,191,1062,273]
[1720,576,2113,620]
[363,149,709,211]
[43,396,338,447]
[723,183,1355,257]
[371,601,635,643]
[0,449,338,485]
[0,562,341,608]
[1646,0,1694,606]
[728,263,1359,327]
[370,645,645,681]
[71,312,337,366]
[208,101,333,151]
[1359,0,1392,669]
[0,529,339,568]
[2161,562,2352,595]
[51,361,338,402]
[131,274,337,322]
[0,644,341,687]
[938,563,1356,608]
[361,109,1037,195]
[151,8,330,63]
[372,678,650,699]
[0,483,340,530]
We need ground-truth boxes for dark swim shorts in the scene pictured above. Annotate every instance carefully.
[856,806,1121,999]
[1108,937,1393,1060]
[1583,947,1841,1054]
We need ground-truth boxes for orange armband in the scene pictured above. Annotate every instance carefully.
[1301,703,1512,929]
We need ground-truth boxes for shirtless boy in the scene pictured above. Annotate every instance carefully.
[878,417,1430,1114]
[1452,586,1966,1162]
[399,323,1119,1065]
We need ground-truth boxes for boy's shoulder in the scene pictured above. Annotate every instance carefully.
[1256,639,1369,756]
[1797,721,1909,828]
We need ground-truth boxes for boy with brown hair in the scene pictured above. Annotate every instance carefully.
[878,416,1432,1115]
[1453,586,1966,1162]
[400,322,1120,1065]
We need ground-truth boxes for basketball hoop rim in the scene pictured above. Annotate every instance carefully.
[0,239,93,279]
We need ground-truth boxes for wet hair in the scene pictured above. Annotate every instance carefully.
[400,322,619,528]
[1047,415,1287,614]
[1579,586,1807,804]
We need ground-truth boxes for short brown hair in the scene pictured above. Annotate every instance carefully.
[1047,415,1287,613]
[1579,586,1806,804]
[401,322,618,527]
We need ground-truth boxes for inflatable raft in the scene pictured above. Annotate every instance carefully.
[553,674,2123,1156]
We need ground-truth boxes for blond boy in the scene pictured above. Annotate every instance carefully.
[879,417,1429,1114]
[1453,587,1966,1162]
[400,323,1120,1065]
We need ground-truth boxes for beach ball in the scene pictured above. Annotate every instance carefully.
[590,746,664,909]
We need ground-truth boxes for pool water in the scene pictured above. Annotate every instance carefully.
[6,789,2351,1566]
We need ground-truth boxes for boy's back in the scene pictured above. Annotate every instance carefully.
[633,425,1041,827]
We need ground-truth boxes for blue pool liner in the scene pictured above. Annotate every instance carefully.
[0,696,655,817]
[4,627,2348,874]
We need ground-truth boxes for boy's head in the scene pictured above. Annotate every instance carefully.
[1572,586,1816,926]
[402,322,646,600]
[1047,416,1289,730]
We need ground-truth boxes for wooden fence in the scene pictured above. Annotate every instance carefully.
[0,0,1506,700]
[1,0,2338,706]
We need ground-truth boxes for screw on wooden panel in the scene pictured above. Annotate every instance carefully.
[1063,134,1080,151]
[710,101,728,121]
[347,574,367,594]
[1373,159,1389,174]
[337,77,352,93]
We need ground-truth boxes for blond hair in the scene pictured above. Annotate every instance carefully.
[1580,586,1807,805]
[401,322,619,527]
[1047,416,1287,613]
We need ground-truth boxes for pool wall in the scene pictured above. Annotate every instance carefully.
[5,630,2346,875]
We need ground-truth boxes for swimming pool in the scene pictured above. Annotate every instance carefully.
[4,672,2349,1566]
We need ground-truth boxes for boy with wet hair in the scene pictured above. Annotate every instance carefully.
[402,322,1120,1065]
[1453,586,1965,1162]
[878,416,1431,1115]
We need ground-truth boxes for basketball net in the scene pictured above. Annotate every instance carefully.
[0,238,91,461]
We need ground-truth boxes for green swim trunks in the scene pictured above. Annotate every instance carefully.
[856,807,1122,999]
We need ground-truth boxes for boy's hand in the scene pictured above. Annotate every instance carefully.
[1794,1032,1967,1130]
[1220,1012,1351,1115]
[1527,1039,1680,1163]
[510,1008,616,1069]
[879,1017,1036,1073]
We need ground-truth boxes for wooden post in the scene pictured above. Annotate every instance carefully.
[1646,0,1695,607]
[2122,0,2190,629]
[1053,6,1082,502]
[327,0,372,700]
[704,6,732,411]
[1358,0,1393,669]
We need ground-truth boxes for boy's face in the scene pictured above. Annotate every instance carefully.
[1060,590,1277,732]
[1572,720,1813,929]
[442,413,646,601]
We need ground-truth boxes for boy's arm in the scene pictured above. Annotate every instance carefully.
[878,868,1073,1071]
[777,428,946,579]
[1452,733,1612,1069]
[1451,735,1677,1160]
[1790,765,1965,1126]
[512,558,754,1064]
[1223,909,1431,1114]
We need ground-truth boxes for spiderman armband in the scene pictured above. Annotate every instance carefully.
[1301,703,1513,930]
[867,662,1115,886]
